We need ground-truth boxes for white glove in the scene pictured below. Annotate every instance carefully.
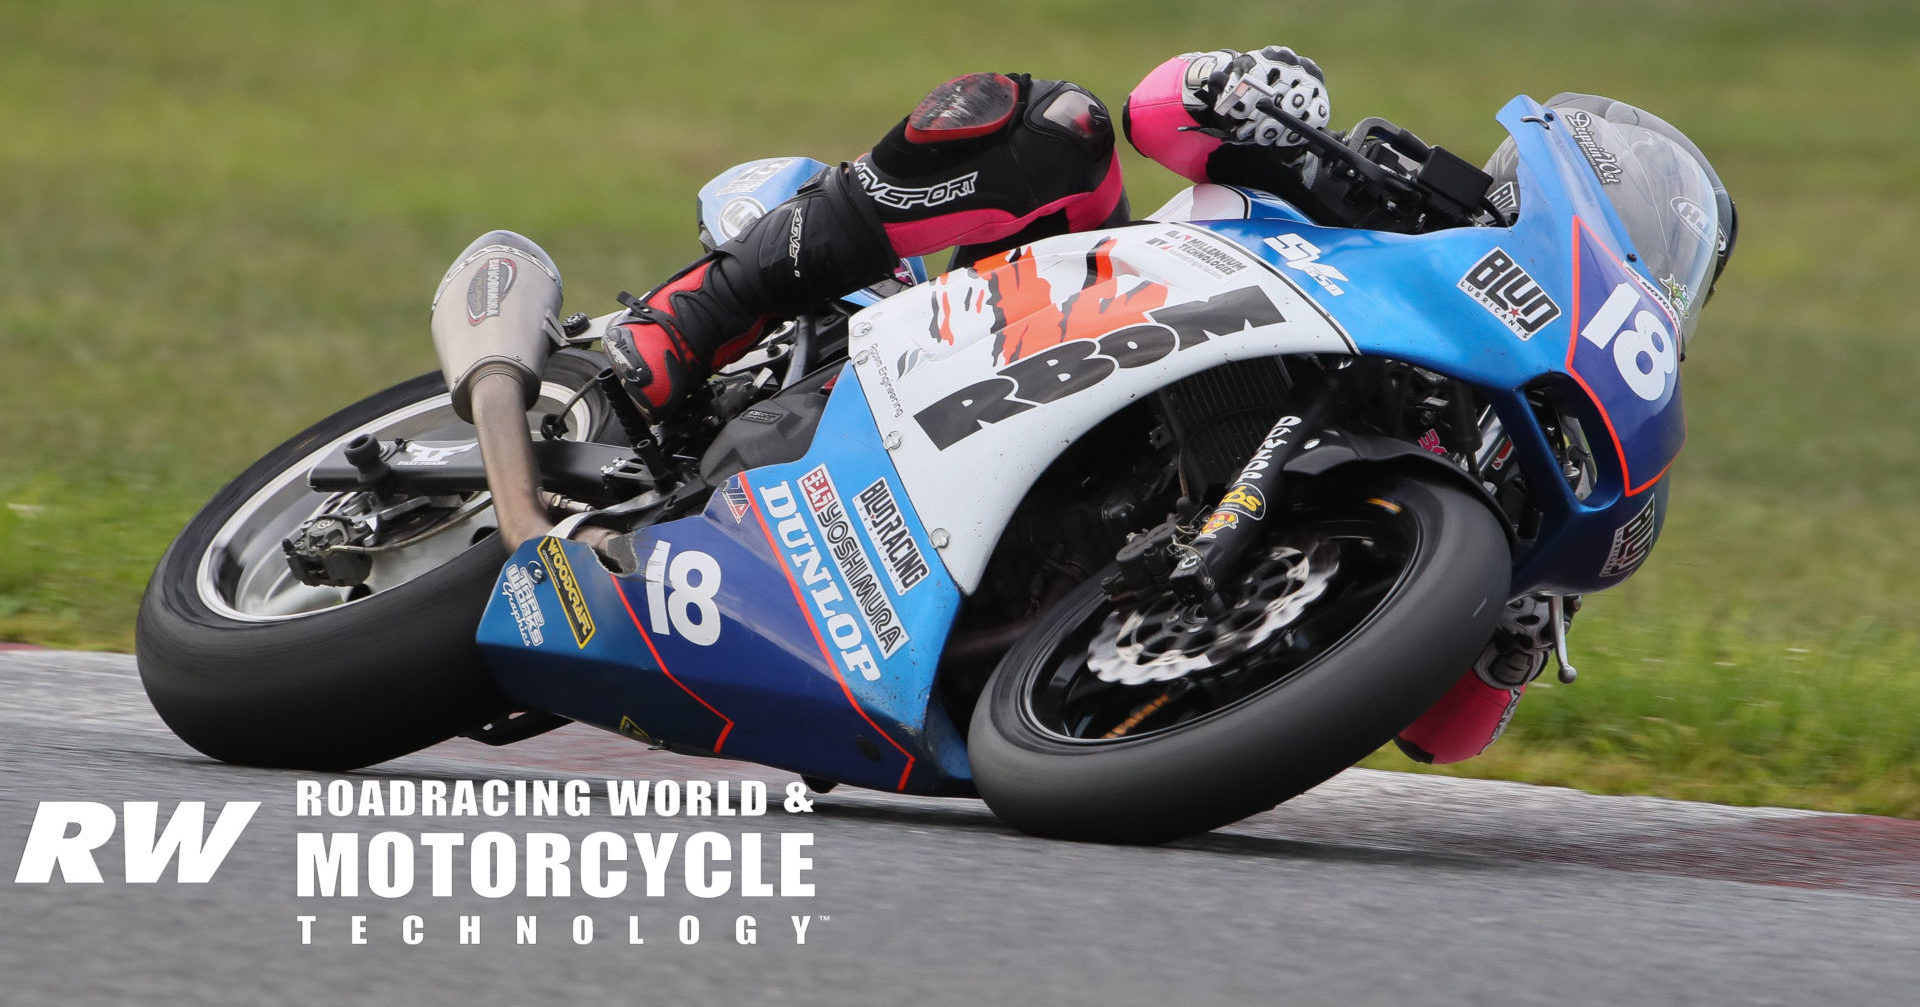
[1195,46,1331,147]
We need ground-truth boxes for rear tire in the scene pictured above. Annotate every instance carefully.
[136,351,612,770]
[967,467,1510,844]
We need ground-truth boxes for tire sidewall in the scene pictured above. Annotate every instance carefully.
[967,467,1512,843]
[136,353,608,770]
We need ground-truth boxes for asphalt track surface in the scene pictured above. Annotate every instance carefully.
[2,650,1916,1006]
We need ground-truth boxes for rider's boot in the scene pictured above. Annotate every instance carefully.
[1393,595,1569,764]
[605,72,1127,420]
[602,165,897,420]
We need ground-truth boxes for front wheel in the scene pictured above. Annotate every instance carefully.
[136,350,615,771]
[967,467,1510,844]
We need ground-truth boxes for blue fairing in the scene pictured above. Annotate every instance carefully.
[476,368,973,795]
[1197,96,1685,594]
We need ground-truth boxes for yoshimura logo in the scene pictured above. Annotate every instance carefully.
[759,482,884,682]
[466,256,517,325]
[798,467,909,659]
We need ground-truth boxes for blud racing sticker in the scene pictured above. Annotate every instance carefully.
[1599,496,1659,579]
[851,478,930,595]
[1458,247,1561,339]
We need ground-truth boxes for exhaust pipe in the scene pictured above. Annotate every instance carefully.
[468,368,552,551]
[429,231,565,552]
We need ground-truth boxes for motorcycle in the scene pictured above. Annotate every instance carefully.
[136,94,1722,843]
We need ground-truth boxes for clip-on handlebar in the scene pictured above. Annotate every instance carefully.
[1250,95,1497,229]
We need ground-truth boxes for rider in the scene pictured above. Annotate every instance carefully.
[599,46,1336,421]
[601,47,1737,766]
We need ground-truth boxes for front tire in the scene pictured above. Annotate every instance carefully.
[967,467,1510,844]
[137,351,613,770]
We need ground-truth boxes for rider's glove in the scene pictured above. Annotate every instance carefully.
[1190,46,1331,148]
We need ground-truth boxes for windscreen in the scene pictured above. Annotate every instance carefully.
[1558,107,1722,344]
[1485,98,1726,346]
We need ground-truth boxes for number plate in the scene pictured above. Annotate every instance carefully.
[1566,219,1687,495]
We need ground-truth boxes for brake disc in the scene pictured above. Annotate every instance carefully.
[1087,538,1340,686]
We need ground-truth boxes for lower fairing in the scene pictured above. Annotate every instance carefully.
[475,381,973,795]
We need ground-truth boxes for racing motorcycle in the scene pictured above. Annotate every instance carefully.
[137,95,1722,843]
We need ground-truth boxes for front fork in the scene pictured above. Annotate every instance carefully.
[1166,371,1345,610]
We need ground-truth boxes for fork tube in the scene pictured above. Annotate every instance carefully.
[1474,409,1508,475]
[1169,376,1342,604]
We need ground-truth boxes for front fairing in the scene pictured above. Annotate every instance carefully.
[1193,96,1687,593]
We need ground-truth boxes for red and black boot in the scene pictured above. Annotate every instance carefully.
[602,165,899,420]
[1394,595,1573,764]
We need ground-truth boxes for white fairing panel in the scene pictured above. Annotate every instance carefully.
[1145,183,1256,223]
[847,221,1354,592]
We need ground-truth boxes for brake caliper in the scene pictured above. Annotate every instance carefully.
[282,513,375,588]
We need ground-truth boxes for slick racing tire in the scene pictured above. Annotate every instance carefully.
[137,350,615,771]
[968,467,1510,844]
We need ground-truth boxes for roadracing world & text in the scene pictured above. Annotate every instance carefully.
[10,777,831,949]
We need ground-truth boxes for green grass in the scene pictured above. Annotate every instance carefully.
[3,0,1917,814]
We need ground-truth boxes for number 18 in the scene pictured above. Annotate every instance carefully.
[1581,282,1677,402]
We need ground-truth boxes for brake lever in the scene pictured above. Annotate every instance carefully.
[1246,95,1355,165]
[1251,96,1421,204]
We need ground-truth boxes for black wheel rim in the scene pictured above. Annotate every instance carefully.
[1019,494,1424,746]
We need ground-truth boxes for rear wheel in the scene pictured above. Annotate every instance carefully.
[967,467,1510,844]
[136,350,614,770]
